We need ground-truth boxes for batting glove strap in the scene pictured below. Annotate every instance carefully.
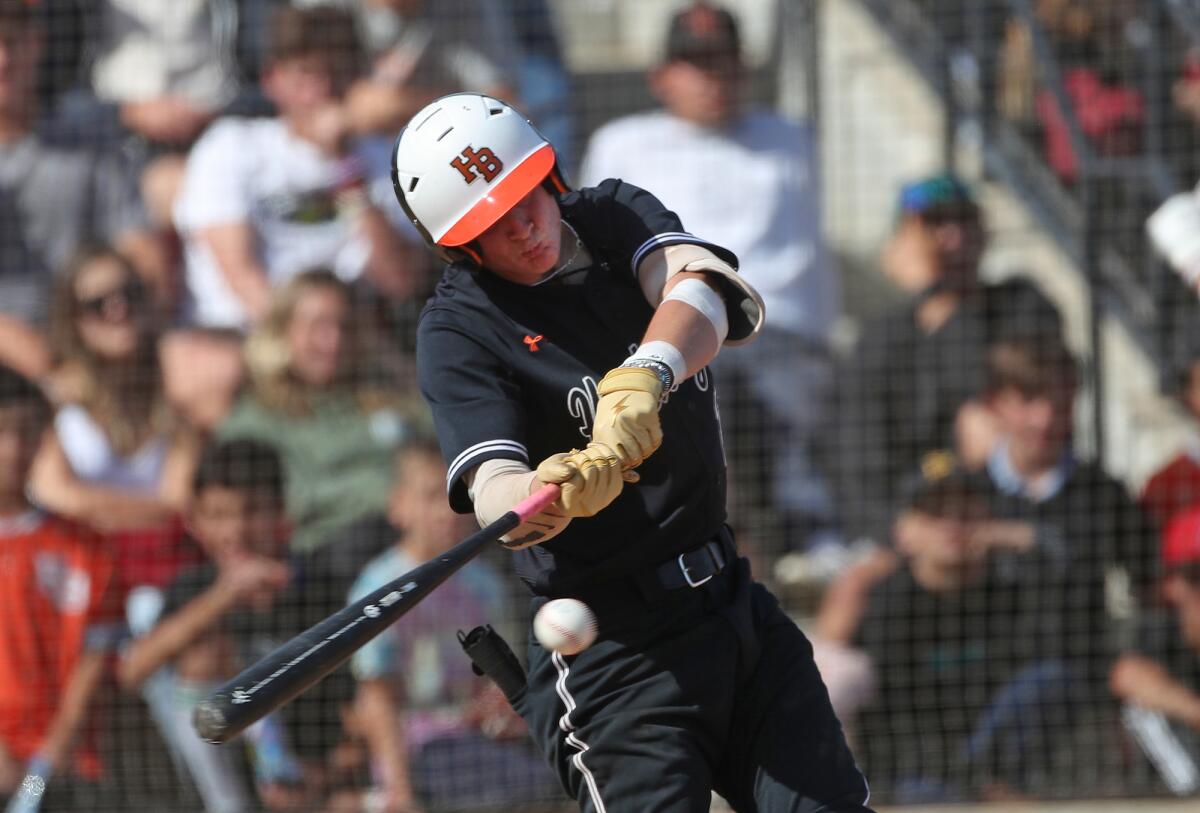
[592,366,665,470]
[617,359,674,403]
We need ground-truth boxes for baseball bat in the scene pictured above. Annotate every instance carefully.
[192,483,561,744]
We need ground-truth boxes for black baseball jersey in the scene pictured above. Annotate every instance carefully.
[417,179,737,597]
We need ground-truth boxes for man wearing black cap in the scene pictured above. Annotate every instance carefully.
[850,465,1089,802]
[581,2,841,553]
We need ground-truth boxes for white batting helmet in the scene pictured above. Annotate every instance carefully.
[391,93,568,264]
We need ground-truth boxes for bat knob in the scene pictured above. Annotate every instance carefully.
[193,697,232,744]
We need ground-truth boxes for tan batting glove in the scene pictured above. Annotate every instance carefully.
[535,443,624,518]
[591,367,664,473]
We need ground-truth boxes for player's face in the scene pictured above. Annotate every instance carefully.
[652,55,742,128]
[286,286,349,389]
[926,214,985,292]
[475,185,563,284]
[387,451,467,557]
[990,383,1076,474]
[899,504,988,571]
[0,402,46,507]
[73,255,150,361]
[263,54,349,114]
[190,486,289,562]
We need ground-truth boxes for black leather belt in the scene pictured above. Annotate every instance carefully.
[655,538,728,590]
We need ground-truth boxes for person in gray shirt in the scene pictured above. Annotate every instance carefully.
[0,0,166,379]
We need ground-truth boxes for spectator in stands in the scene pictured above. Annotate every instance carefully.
[29,246,207,675]
[0,365,125,810]
[1033,1,1144,185]
[1110,508,1200,795]
[968,336,1158,795]
[996,1,1146,180]
[351,438,559,812]
[64,0,242,147]
[833,174,1062,547]
[581,1,841,549]
[118,438,321,812]
[30,247,200,537]
[973,336,1158,612]
[218,269,425,554]
[823,333,1153,798]
[333,0,520,137]
[53,0,254,234]
[852,466,1083,802]
[0,0,168,380]
[173,3,421,332]
[1140,352,1200,533]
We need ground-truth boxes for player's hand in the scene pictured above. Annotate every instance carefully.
[463,684,528,740]
[536,443,624,517]
[216,555,291,605]
[256,780,310,811]
[591,366,664,472]
[968,520,1036,554]
[294,102,354,157]
[120,96,213,144]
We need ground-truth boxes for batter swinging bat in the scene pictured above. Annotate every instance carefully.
[192,483,561,744]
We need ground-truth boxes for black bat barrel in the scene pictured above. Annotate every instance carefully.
[193,511,516,743]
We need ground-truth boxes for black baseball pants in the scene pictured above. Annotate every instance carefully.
[514,557,874,812]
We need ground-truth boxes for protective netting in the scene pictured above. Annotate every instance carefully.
[3,0,1200,810]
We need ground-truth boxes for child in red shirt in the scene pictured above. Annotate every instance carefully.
[0,365,122,809]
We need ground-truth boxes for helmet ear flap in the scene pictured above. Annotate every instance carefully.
[392,131,482,269]
[432,242,481,267]
[544,163,569,195]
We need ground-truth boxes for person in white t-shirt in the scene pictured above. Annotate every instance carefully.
[174,4,422,331]
[580,2,841,550]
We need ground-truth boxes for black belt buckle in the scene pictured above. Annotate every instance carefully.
[671,539,726,589]
[678,551,714,587]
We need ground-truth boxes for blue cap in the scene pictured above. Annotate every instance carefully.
[897,174,977,218]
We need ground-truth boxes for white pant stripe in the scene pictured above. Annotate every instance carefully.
[551,652,608,813]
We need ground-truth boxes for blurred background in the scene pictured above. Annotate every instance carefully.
[6,0,1200,810]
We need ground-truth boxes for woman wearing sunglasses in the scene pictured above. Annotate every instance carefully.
[30,246,201,542]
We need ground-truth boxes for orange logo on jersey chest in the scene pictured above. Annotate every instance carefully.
[524,334,544,352]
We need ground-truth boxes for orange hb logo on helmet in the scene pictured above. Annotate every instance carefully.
[450,146,504,184]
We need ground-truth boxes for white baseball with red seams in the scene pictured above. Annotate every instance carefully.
[533,598,598,655]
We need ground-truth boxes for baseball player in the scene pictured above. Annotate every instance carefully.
[393,93,872,812]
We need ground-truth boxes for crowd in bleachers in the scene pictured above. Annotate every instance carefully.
[4,0,1200,810]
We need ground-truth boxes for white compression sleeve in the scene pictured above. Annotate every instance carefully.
[662,277,730,345]
[465,458,571,548]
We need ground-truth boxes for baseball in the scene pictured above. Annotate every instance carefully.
[534,598,598,655]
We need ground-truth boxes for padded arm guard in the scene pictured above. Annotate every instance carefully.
[637,244,765,345]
